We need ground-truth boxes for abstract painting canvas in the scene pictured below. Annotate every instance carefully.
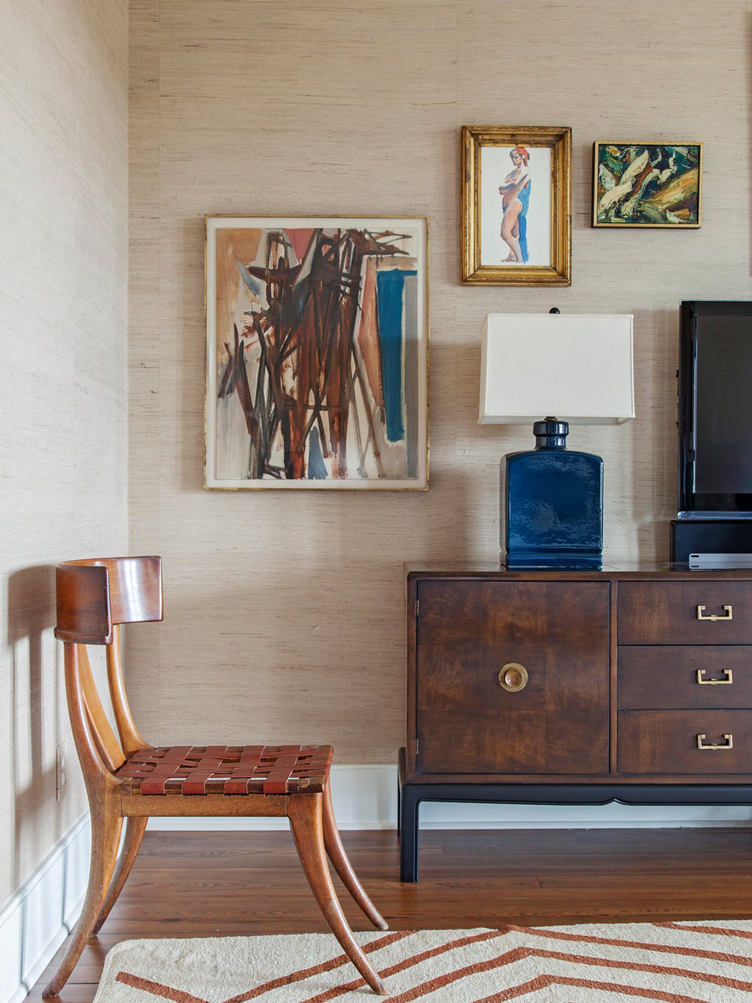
[593,142,702,227]
[205,216,428,489]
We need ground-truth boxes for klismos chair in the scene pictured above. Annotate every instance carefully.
[43,557,388,997]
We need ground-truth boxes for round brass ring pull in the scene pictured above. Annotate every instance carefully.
[499,662,528,692]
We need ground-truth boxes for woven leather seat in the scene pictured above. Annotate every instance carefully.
[43,557,387,998]
[116,744,333,795]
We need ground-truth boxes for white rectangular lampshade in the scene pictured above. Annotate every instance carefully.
[479,313,635,425]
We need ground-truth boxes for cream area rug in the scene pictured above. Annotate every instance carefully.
[93,922,752,1003]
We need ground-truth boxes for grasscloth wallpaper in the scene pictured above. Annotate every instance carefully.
[1,0,128,902]
[127,0,752,761]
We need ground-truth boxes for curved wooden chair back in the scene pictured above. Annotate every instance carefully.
[55,557,162,777]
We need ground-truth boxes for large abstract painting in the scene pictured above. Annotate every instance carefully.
[593,143,702,227]
[205,216,428,489]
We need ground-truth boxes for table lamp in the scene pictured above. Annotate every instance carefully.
[479,312,635,569]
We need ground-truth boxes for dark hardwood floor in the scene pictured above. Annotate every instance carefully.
[28,826,752,1001]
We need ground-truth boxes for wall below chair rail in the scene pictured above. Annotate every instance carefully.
[0,816,89,1003]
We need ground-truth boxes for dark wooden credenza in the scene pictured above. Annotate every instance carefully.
[399,563,752,881]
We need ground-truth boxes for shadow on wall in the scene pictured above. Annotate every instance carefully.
[7,565,57,887]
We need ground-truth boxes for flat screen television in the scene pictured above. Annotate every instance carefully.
[678,300,752,517]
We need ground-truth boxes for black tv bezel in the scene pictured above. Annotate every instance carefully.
[678,300,752,518]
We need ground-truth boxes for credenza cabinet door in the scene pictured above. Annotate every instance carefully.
[415,580,610,775]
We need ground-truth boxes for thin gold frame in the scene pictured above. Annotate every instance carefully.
[592,142,703,229]
[204,214,430,491]
[461,125,572,286]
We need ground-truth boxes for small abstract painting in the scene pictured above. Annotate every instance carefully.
[593,142,702,228]
[205,216,428,489]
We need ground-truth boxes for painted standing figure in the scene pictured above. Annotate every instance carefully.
[499,146,531,263]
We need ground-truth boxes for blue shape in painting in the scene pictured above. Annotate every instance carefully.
[517,180,531,263]
[307,427,327,479]
[377,269,416,443]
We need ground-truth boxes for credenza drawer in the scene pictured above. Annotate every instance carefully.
[618,646,752,709]
[618,710,752,774]
[618,582,752,645]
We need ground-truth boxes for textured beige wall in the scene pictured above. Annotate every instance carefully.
[0,0,128,903]
[128,0,752,762]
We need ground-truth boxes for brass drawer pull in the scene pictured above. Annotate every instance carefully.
[499,662,528,692]
[696,668,733,685]
[697,733,734,750]
[696,604,733,621]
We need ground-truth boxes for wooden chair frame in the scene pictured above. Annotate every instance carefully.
[43,557,387,997]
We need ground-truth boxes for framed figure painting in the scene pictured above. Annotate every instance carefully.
[205,216,429,490]
[461,126,571,285]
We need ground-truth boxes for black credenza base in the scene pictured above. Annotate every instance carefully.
[397,749,752,883]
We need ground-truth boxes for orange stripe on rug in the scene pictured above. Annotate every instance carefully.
[299,929,512,1003]
[224,930,413,1003]
[476,973,721,1003]
[116,972,209,1003]
[655,921,752,940]
[506,923,752,966]
[366,944,752,1003]
[116,931,411,1003]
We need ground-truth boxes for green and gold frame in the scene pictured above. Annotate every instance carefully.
[593,142,702,228]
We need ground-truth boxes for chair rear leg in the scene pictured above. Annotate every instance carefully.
[92,816,148,935]
[322,784,388,930]
[287,794,388,996]
[43,802,123,997]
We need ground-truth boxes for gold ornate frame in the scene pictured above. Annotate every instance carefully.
[461,125,572,286]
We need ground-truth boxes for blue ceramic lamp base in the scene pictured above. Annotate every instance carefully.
[505,419,604,570]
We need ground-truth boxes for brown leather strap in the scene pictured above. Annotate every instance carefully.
[115,744,333,795]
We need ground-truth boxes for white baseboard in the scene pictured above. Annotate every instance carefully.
[148,764,752,831]
[0,816,89,1003]
[3,766,751,1003]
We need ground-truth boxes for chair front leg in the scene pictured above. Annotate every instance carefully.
[92,815,148,935]
[43,799,123,997]
[322,784,388,930]
[287,794,388,996]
